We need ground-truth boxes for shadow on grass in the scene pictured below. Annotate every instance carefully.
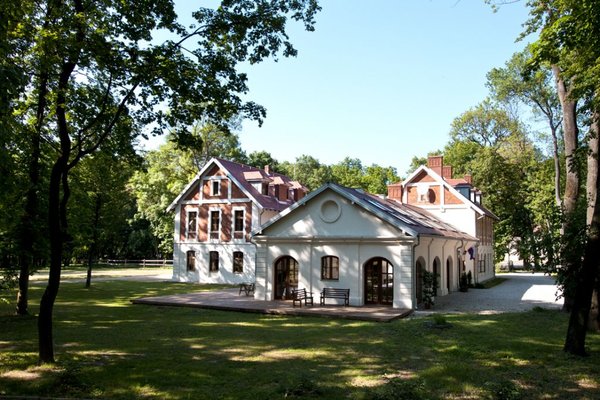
[1,281,599,399]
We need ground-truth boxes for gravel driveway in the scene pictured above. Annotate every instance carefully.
[429,272,563,314]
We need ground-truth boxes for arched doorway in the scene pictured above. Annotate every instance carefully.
[364,257,394,305]
[446,256,453,292]
[433,257,440,296]
[415,258,425,305]
[274,256,298,300]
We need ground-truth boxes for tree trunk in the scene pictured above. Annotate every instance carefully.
[552,65,580,312]
[38,40,78,362]
[564,165,599,355]
[550,123,562,208]
[586,111,599,332]
[38,160,66,363]
[85,194,102,288]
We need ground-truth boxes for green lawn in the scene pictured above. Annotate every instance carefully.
[1,281,599,399]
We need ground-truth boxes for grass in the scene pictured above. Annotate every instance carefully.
[1,280,599,399]
[472,277,507,289]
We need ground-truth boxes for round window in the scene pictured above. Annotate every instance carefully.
[320,199,341,223]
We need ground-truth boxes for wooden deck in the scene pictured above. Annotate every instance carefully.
[132,288,411,322]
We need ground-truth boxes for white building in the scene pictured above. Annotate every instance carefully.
[252,183,480,309]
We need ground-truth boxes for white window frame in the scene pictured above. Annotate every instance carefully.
[211,179,221,196]
[186,210,198,240]
[208,207,221,241]
[232,207,245,240]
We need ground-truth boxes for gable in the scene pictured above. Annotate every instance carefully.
[412,170,436,183]
[258,189,410,239]
[167,158,259,212]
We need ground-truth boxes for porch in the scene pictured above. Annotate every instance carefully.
[132,288,411,322]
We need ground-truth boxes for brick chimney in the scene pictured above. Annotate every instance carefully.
[387,183,403,201]
[427,155,443,176]
[442,165,452,179]
[464,174,472,184]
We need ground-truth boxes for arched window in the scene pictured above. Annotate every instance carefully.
[321,256,339,280]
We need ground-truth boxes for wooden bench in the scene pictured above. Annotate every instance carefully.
[320,288,350,306]
[292,288,314,307]
[238,283,255,296]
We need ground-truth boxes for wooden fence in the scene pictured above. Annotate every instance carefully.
[102,259,173,267]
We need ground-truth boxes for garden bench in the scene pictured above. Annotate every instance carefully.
[238,282,255,296]
[292,288,314,307]
[320,288,350,306]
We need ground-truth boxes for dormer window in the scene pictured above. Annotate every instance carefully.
[456,186,470,199]
[211,180,220,196]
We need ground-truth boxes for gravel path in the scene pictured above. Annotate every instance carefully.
[428,272,563,314]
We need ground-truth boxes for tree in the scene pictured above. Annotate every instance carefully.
[247,150,280,171]
[524,0,600,355]
[130,140,197,257]
[69,151,139,287]
[363,165,400,195]
[280,155,332,191]
[6,0,320,363]
[450,99,522,148]
[487,48,563,208]
[445,100,547,266]
[330,157,364,188]
[178,121,248,170]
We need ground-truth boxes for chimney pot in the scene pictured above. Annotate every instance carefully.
[442,165,452,179]
[264,165,271,174]
[427,155,443,176]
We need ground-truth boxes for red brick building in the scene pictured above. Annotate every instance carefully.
[167,158,307,284]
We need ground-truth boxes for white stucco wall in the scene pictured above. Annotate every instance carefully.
[253,239,415,308]
[172,242,256,284]
[252,189,482,309]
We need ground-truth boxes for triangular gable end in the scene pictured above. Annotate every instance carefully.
[402,165,491,218]
[254,183,419,239]
[166,158,264,212]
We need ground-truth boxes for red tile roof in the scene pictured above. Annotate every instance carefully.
[215,158,304,211]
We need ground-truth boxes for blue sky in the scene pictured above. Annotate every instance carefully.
[149,1,534,176]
